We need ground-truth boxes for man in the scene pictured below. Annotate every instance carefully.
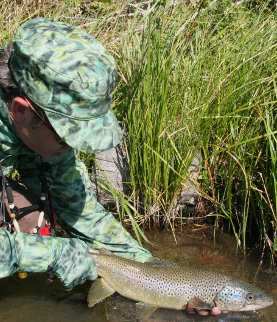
[0,18,220,317]
[0,17,152,288]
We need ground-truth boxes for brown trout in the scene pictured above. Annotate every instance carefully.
[87,252,273,314]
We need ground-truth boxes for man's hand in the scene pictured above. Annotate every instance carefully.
[50,238,97,289]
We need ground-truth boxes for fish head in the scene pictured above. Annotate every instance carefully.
[214,279,273,312]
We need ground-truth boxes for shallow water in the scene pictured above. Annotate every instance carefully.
[0,228,276,322]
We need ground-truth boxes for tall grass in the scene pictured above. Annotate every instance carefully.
[115,1,277,254]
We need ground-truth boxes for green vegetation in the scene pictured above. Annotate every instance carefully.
[1,0,276,258]
[116,1,277,257]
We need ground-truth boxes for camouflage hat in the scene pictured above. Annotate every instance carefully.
[9,17,122,153]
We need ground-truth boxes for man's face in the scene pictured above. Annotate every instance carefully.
[8,96,68,159]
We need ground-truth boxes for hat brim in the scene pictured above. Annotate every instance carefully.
[44,110,123,153]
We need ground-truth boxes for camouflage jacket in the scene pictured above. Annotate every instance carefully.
[0,88,152,288]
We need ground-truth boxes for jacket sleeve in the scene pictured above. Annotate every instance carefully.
[42,149,152,262]
[0,229,96,288]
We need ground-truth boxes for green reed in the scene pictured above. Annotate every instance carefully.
[115,1,277,254]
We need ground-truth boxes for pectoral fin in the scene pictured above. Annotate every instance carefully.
[187,296,213,310]
[186,296,213,313]
[136,302,158,321]
[87,278,115,308]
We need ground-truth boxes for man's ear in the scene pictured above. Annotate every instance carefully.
[9,96,32,124]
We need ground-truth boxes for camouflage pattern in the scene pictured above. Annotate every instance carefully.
[9,18,122,153]
[0,229,97,288]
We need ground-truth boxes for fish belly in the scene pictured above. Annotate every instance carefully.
[97,263,208,309]
[104,271,186,309]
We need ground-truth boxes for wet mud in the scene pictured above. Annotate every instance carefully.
[0,228,276,322]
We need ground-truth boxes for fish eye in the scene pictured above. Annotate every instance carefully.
[246,293,255,302]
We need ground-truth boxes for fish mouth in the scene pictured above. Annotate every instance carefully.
[239,298,274,311]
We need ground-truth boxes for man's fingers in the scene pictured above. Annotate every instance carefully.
[211,306,222,315]
[186,306,222,316]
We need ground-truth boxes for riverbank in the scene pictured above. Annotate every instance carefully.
[1,0,276,258]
